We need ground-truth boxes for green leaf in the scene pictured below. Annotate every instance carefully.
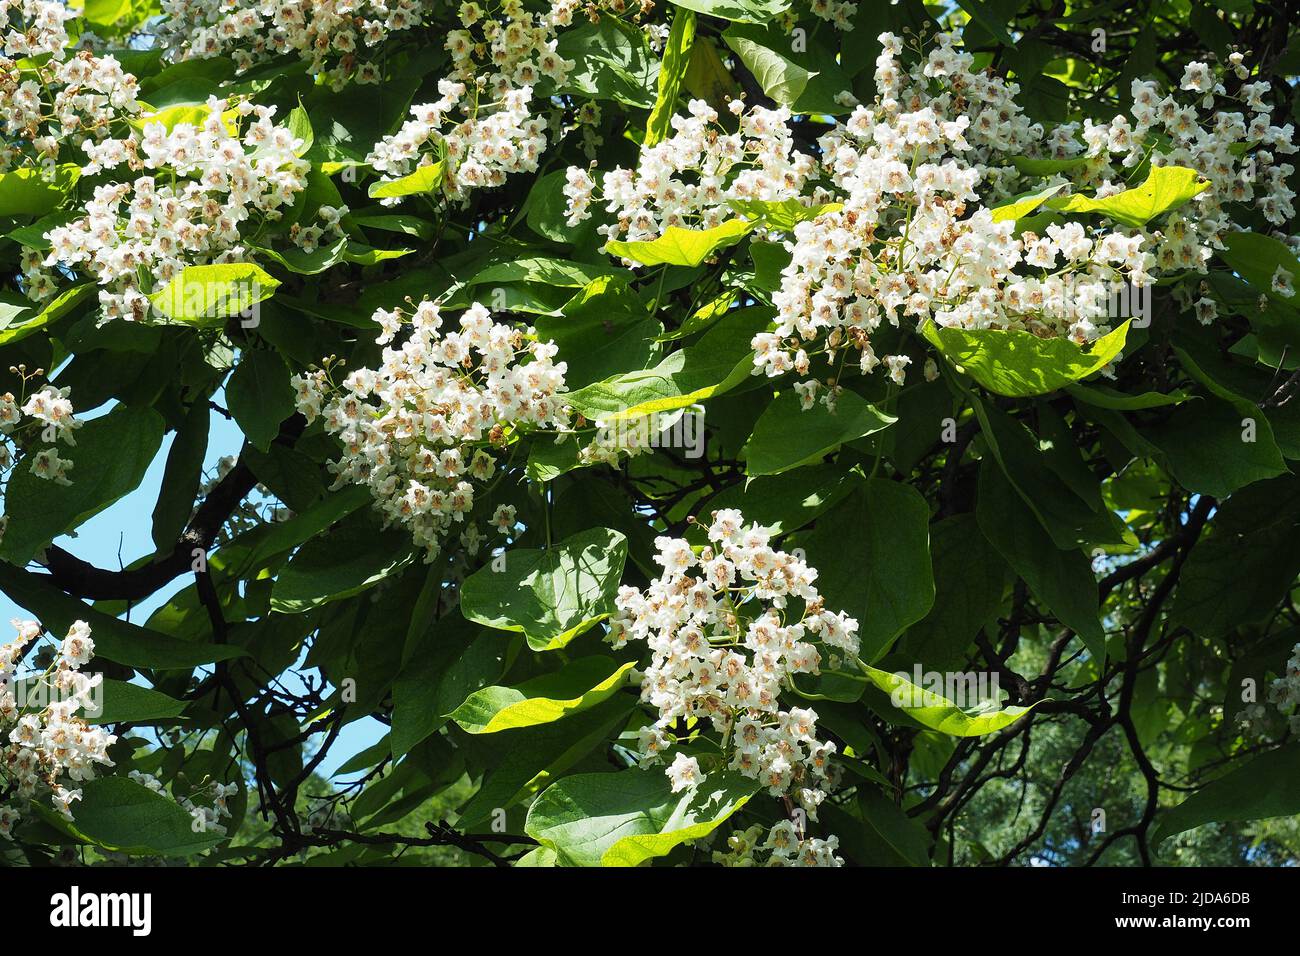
[749,239,791,293]
[973,398,1126,550]
[525,170,600,245]
[457,696,633,828]
[854,787,933,866]
[723,26,816,108]
[955,0,1015,44]
[690,463,854,540]
[645,9,696,148]
[566,307,772,421]
[899,515,1008,671]
[460,528,629,651]
[0,406,165,565]
[1215,230,1300,339]
[857,661,1042,736]
[367,161,444,199]
[1142,397,1287,497]
[666,0,790,21]
[151,395,210,552]
[349,213,434,240]
[729,198,844,231]
[535,275,662,388]
[253,238,347,275]
[0,563,249,669]
[898,514,1008,672]
[5,209,74,250]
[391,617,512,757]
[0,284,95,347]
[450,656,634,734]
[1049,165,1209,227]
[604,219,753,267]
[990,182,1066,222]
[83,0,133,26]
[553,16,659,108]
[129,102,238,136]
[1152,745,1300,848]
[1169,476,1300,640]
[0,164,80,217]
[86,679,187,725]
[468,257,618,289]
[225,348,296,453]
[36,777,225,856]
[285,102,313,157]
[269,514,416,613]
[975,459,1105,659]
[805,479,935,660]
[924,320,1130,397]
[149,263,280,324]
[1008,155,1088,177]
[1067,382,1192,410]
[525,767,757,866]
[724,22,849,115]
[743,389,895,476]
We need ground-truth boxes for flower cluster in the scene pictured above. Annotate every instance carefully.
[2,1,142,171]
[763,32,1296,387]
[0,620,115,838]
[1262,643,1300,735]
[156,0,428,87]
[711,820,843,867]
[569,29,1297,399]
[368,80,550,203]
[802,0,857,32]
[607,510,859,866]
[564,98,820,241]
[0,378,83,537]
[365,0,590,202]
[292,300,570,558]
[290,203,349,253]
[33,97,310,321]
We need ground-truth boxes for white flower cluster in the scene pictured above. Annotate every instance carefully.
[290,203,349,253]
[570,30,1298,397]
[1263,643,1300,735]
[1,0,71,58]
[365,0,599,202]
[803,0,857,32]
[712,819,843,867]
[564,98,819,241]
[608,510,859,866]
[2,1,142,171]
[292,300,570,558]
[0,382,83,527]
[1044,69,1297,278]
[156,0,427,87]
[368,81,549,204]
[753,30,1143,389]
[0,620,115,838]
[33,97,309,321]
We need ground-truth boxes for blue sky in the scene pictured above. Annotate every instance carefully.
[2,401,382,779]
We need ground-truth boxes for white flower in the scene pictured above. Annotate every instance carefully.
[666,753,701,793]
[1271,266,1295,298]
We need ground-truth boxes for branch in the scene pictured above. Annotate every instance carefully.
[35,414,306,601]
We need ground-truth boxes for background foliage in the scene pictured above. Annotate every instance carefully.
[2,0,1300,867]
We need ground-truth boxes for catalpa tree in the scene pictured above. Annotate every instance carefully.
[1,0,1298,868]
